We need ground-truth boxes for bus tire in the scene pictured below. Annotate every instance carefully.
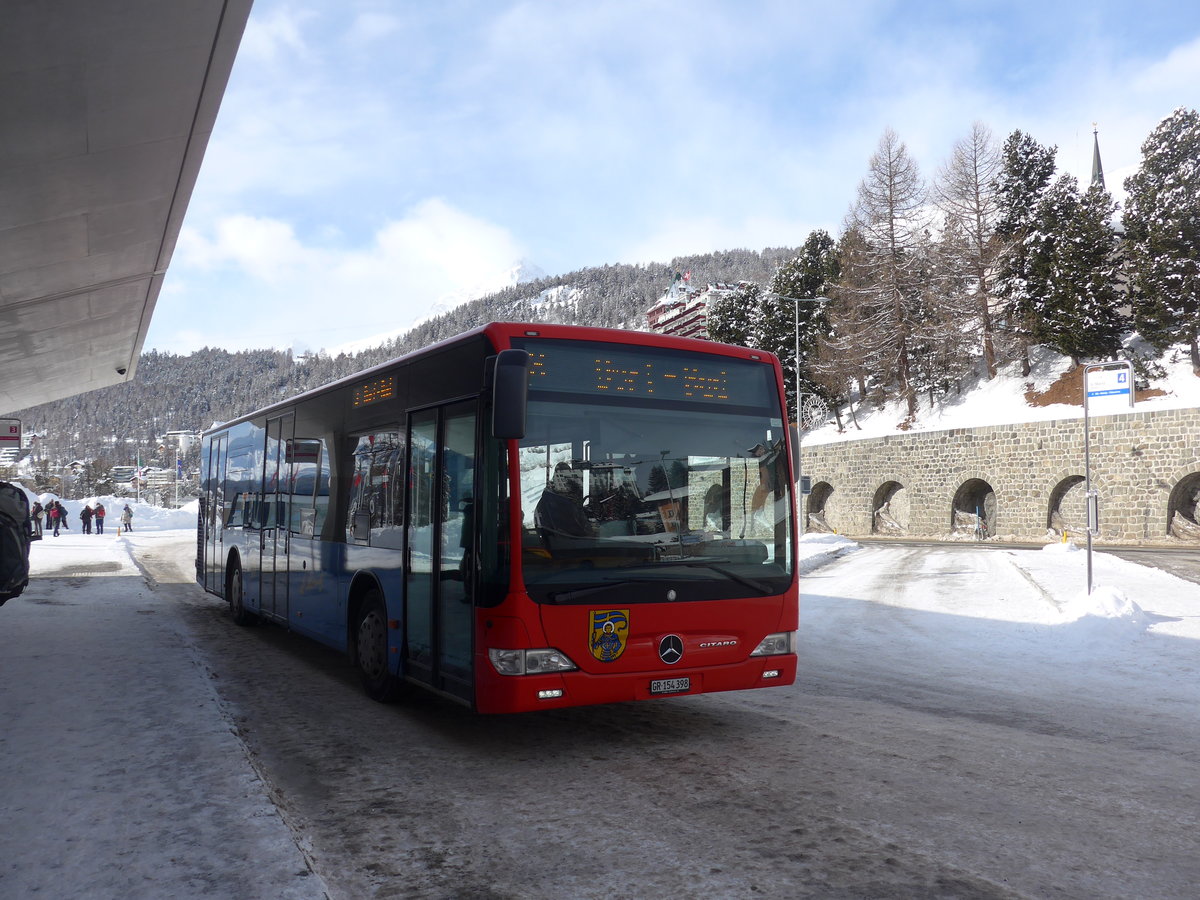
[355,590,403,703]
[227,560,254,626]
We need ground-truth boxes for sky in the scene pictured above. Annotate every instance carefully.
[144,0,1200,356]
[4,522,1199,895]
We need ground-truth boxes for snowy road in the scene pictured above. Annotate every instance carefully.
[785,544,1200,899]
[4,532,1199,899]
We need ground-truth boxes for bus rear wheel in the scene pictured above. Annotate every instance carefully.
[227,561,254,626]
[355,590,403,703]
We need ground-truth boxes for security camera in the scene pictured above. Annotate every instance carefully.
[116,367,127,375]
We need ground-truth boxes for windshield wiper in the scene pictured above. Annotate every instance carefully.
[547,580,662,604]
[656,560,775,595]
[544,561,776,601]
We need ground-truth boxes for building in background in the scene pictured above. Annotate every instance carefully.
[646,273,740,340]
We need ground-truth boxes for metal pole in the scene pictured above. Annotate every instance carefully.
[1084,397,1093,595]
[769,294,831,534]
[793,299,801,428]
[794,301,804,536]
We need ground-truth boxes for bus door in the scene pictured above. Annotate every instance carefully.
[261,413,294,621]
[204,433,228,593]
[405,401,477,703]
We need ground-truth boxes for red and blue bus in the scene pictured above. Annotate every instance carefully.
[197,323,798,713]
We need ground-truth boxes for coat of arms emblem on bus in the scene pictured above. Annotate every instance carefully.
[589,609,629,662]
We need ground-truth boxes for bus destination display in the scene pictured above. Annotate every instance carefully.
[515,338,774,407]
[352,375,396,407]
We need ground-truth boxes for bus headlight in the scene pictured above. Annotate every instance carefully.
[750,632,795,656]
[488,648,578,676]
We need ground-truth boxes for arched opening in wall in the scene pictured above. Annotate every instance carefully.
[1167,473,1200,541]
[872,481,908,534]
[951,479,996,539]
[1047,475,1086,536]
[807,481,835,533]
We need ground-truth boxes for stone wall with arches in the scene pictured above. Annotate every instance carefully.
[800,406,1200,544]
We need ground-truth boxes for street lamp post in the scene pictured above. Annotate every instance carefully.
[766,294,831,536]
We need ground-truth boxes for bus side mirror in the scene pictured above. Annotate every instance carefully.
[492,349,530,439]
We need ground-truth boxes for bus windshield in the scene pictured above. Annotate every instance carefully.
[517,385,793,605]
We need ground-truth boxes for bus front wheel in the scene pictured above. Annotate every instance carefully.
[227,561,254,626]
[355,590,403,703]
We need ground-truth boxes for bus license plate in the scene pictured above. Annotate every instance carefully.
[650,677,690,695]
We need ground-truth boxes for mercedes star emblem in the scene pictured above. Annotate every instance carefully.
[658,634,684,665]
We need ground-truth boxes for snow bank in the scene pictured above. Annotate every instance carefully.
[1040,540,1082,554]
[798,532,859,574]
[1059,585,1149,633]
[1036,540,1149,632]
[28,489,198,531]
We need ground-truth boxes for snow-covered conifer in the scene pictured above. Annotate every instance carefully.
[1123,107,1200,374]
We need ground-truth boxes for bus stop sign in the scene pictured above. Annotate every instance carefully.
[1084,362,1133,415]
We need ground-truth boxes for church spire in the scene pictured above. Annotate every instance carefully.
[1090,123,1105,190]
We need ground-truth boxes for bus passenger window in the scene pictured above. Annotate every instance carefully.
[346,431,404,547]
[314,442,331,534]
[225,493,245,527]
[287,438,323,535]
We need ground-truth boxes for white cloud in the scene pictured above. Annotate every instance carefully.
[361,199,524,289]
[158,200,525,353]
[1128,34,1200,96]
[178,215,307,282]
[237,7,313,64]
[621,213,824,267]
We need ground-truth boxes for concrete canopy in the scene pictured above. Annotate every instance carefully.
[0,0,253,415]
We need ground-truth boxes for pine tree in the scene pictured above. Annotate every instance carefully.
[706,281,761,347]
[767,230,840,411]
[1123,107,1200,374]
[994,130,1058,375]
[1025,177,1124,365]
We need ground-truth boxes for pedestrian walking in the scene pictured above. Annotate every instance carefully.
[31,501,43,538]
[48,501,61,537]
[58,500,69,531]
[80,504,93,534]
[121,504,133,533]
[94,502,105,535]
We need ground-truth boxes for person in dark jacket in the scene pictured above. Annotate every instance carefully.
[31,501,43,538]
[81,504,93,534]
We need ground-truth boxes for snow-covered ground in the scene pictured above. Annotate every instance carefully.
[0,520,329,899]
[797,531,1200,729]
[800,530,1200,640]
[3,526,1199,897]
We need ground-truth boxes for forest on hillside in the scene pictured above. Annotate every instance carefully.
[7,108,1198,497]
